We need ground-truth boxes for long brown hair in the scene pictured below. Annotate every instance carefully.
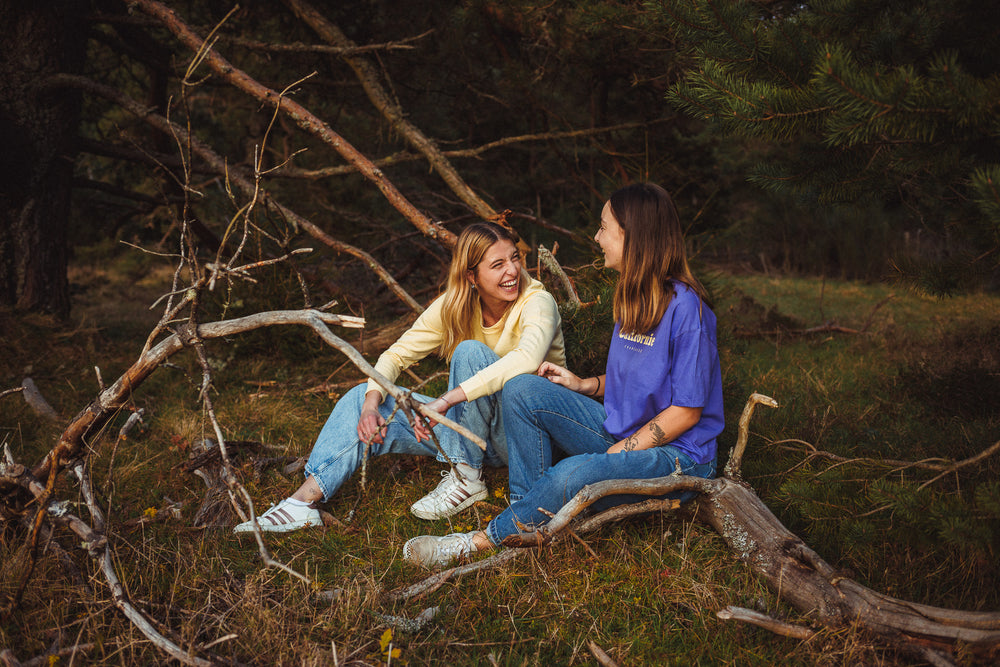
[609,183,708,335]
[439,222,529,359]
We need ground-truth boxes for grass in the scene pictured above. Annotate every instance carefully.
[1,250,998,665]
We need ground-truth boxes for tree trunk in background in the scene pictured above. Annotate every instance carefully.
[0,0,87,319]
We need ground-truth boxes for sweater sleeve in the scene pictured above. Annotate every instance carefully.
[459,290,561,401]
[365,297,445,399]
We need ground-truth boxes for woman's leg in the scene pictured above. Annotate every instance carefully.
[304,383,438,501]
[501,374,612,501]
[486,446,713,546]
[236,383,445,533]
[409,341,507,519]
[434,340,506,468]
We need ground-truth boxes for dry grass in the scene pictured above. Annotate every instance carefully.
[1,253,998,665]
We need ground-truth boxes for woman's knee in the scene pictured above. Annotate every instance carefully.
[501,373,545,407]
[451,339,492,364]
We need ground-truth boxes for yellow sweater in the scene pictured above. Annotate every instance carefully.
[366,278,566,402]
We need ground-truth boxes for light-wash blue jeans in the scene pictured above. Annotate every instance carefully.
[486,373,716,546]
[304,340,508,501]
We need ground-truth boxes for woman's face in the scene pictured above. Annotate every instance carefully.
[595,201,625,271]
[469,239,522,308]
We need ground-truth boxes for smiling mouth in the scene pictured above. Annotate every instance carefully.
[500,279,518,289]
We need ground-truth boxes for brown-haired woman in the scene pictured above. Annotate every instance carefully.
[234,222,565,533]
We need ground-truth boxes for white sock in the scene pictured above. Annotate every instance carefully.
[456,462,481,482]
[284,497,310,507]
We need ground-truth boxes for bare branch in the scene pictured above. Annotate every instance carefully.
[284,0,498,221]
[19,378,59,421]
[128,0,457,248]
[716,606,816,640]
[724,392,779,480]
[218,29,433,56]
[50,73,424,315]
[537,245,586,312]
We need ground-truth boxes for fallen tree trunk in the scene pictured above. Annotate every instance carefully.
[436,473,1000,664]
[699,477,1000,663]
[398,395,1000,665]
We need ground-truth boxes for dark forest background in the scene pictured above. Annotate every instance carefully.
[4,0,996,322]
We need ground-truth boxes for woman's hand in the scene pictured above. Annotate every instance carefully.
[538,362,602,396]
[414,397,450,442]
[413,387,466,442]
[357,391,387,444]
[537,361,583,391]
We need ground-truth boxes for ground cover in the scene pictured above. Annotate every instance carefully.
[1,252,998,665]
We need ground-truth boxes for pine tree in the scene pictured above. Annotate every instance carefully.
[653,0,1000,291]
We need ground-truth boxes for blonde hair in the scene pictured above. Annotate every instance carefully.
[609,183,709,335]
[439,222,529,359]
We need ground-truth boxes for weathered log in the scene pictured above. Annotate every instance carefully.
[699,477,1000,661]
[499,473,1000,662]
[397,387,1000,663]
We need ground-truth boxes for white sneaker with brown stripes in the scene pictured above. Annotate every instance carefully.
[232,498,321,533]
[409,469,487,520]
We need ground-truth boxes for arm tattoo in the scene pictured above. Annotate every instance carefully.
[649,421,668,447]
[622,433,640,452]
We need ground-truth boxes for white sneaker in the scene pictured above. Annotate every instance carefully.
[410,469,487,520]
[403,531,478,568]
[232,499,321,533]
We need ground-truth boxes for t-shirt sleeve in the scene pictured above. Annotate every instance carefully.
[459,291,561,401]
[365,298,445,399]
[668,300,717,409]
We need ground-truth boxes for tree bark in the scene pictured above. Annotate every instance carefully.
[0,0,87,318]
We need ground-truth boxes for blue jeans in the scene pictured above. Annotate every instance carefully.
[486,374,716,546]
[304,340,508,501]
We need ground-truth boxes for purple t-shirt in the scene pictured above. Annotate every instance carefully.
[602,282,724,464]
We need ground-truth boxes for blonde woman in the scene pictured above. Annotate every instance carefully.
[235,222,565,533]
[404,183,723,566]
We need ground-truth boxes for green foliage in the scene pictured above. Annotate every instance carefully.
[657,0,1000,288]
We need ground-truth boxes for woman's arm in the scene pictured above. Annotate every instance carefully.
[606,405,702,454]
[413,386,468,441]
[537,362,604,398]
[458,290,562,401]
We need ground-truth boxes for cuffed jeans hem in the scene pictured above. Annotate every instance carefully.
[433,454,482,468]
[302,469,333,503]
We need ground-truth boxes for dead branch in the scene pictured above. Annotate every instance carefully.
[276,122,657,181]
[501,475,715,549]
[284,0,499,222]
[587,641,621,667]
[767,436,1000,488]
[537,244,585,312]
[716,606,816,640]
[723,392,779,480]
[19,379,59,421]
[30,309,364,485]
[219,29,432,56]
[390,549,524,600]
[396,393,1000,662]
[128,0,457,249]
[49,74,423,315]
